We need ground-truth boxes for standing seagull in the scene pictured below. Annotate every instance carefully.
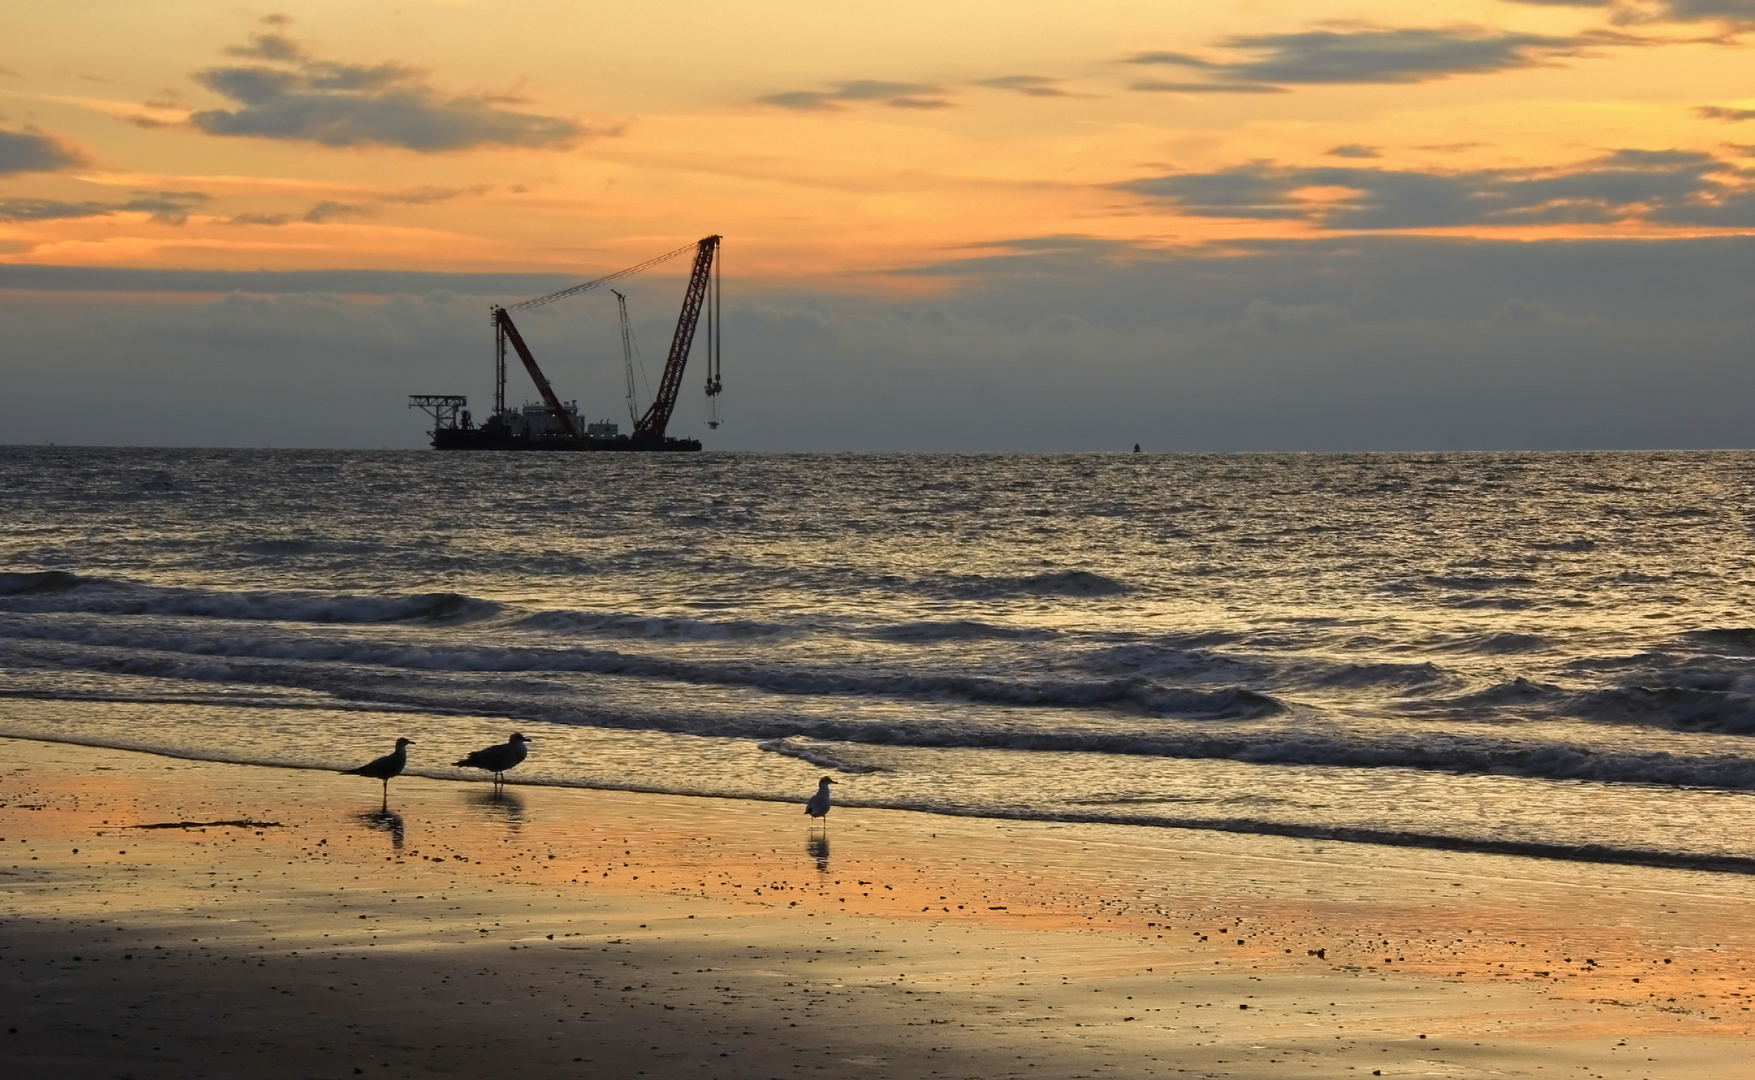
[342,737,413,810]
[805,776,837,827]
[453,733,531,787]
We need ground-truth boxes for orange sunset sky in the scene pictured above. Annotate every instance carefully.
[3,1,1755,450]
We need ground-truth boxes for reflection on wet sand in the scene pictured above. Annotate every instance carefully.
[358,808,405,850]
[468,786,526,831]
[808,834,829,871]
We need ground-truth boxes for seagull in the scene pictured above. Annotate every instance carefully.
[454,733,531,787]
[805,776,837,826]
[342,737,413,808]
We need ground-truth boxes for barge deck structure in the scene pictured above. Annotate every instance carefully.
[410,235,721,451]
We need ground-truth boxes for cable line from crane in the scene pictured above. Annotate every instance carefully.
[705,237,723,428]
[504,240,699,312]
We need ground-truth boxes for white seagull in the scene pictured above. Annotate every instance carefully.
[805,776,837,825]
[342,737,413,808]
[453,733,531,786]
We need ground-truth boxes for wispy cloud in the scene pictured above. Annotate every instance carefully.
[185,25,592,151]
[974,75,1076,98]
[755,80,952,112]
[1117,149,1755,228]
[302,200,368,223]
[1500,0,1755,29]
[222,184,490,226]
[380,184,490,204]
[1697,104,1755,121]
[0,190,207,224]
[1131,80,1288,94]
[225,212,294,226]
[1125,26,1640,91]
[1328,144,1382,158]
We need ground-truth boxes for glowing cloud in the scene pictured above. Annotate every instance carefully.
[187,32,590,151]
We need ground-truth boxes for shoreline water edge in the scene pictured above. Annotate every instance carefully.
[5,736,1755,1079]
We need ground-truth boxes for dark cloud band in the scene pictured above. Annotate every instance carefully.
[1126,25,1641,92]
[1117,149,1755,229]
[0,191,207,225]
[0,129,85,175]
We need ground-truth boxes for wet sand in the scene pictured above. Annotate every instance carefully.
[3,737,1754,1078]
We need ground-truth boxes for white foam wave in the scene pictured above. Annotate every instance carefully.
[0,619,1285,718]
[756,738,880,773]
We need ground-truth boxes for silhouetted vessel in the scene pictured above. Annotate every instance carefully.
[410,235,721,452]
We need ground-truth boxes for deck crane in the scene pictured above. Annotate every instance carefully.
[611,288,649,427]
[634,233,720,443]
[413,234,721,451]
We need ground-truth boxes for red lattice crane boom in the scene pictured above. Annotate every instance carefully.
[492,307,577,437]
[636,235,720,442]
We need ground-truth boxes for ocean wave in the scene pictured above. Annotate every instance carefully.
[861,620,1059,643]
[1306,661,1445,689]
[1434,632,1551,654]
[1529,538,1597,552]
[1682,628,1755,655]
[1419,677,1563,710]
[0,571,88,595]
[1425,574,1538,591]
[1442,596,1531,611]
[935,569,1131,599]
[515,610,799,640]
[0,580,501,624]
[1074,643,1268,683]
[234,537,388,557]
[1568,686,1755,735]
[757,737,881,773]
[0,619,1284,718]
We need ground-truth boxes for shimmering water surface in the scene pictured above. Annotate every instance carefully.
[5,447,1755,867]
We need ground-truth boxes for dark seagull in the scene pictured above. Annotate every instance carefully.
[805,776,836,826]
[454,733,531,787]
[342,737,413,809]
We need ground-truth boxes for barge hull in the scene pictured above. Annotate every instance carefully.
[433,428,701,452]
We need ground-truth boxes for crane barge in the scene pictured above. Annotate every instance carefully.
[409,234,721,451]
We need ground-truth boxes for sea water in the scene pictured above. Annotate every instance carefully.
[4,447,1755,868]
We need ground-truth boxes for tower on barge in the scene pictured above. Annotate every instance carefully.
[409,234,722,451]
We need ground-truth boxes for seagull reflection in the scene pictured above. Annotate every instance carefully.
[467,786,526,832]
[808,834,830,871]
[358,808,405,850]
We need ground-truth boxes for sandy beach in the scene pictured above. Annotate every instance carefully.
[4,736,1754,1079]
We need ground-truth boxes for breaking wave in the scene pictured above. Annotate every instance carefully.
[0,618,1284,718]
[0,571,89,595]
